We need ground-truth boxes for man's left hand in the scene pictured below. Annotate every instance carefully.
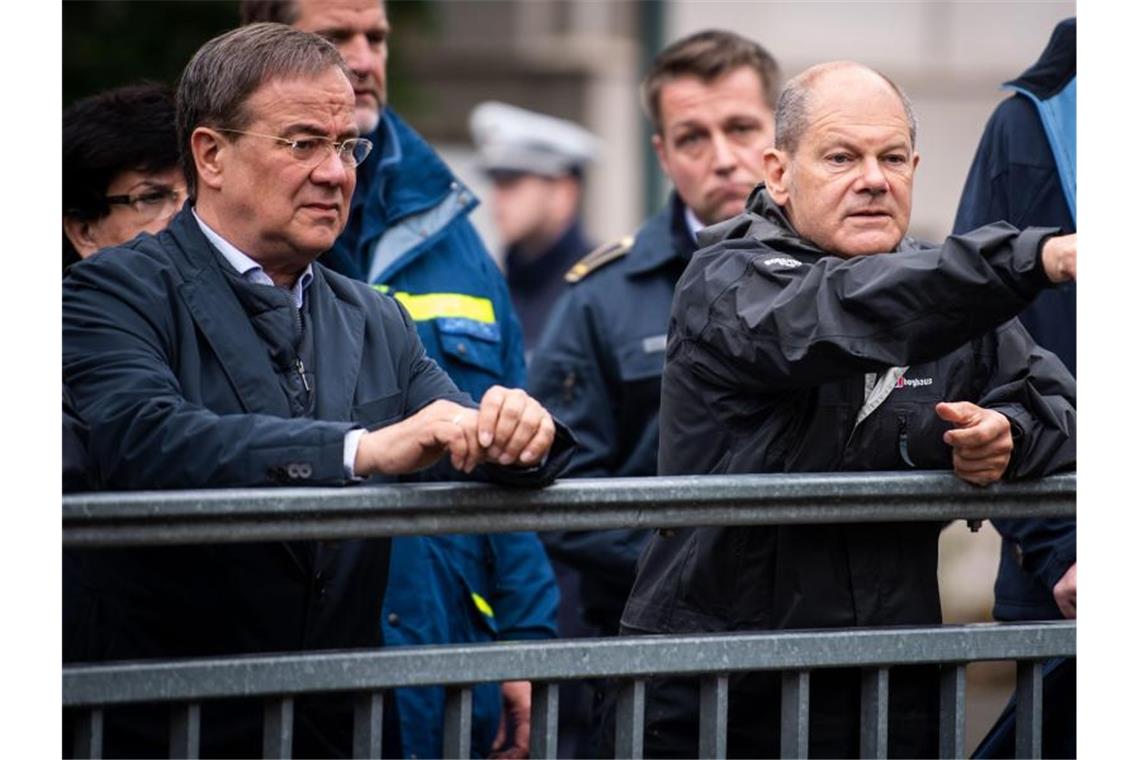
[490,679,531,759]
[477,386,556,467]
[935,401,1014,486]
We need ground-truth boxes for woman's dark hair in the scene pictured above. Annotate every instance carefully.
[62,82,179,269]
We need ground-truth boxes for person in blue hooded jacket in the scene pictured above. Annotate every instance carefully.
[954,17,1076,759]
[240,3,557,757]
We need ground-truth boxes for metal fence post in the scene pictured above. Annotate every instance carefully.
[939,663,966,759]
[780,670,810,759]
[263,696,294,759]
[530,682,560,759]
[73,708,103,759]
[1015,660,1043,759]
[443,686,473,759]
[169,702,201,759]
[698,675,728,759]
[352,691,384,759]
[614,679,646,759]
[860,667,889,759]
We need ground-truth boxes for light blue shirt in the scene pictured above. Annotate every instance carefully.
[192,208,362,477]
[192,208,314,308]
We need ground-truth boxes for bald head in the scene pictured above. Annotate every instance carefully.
[775,61,916,155]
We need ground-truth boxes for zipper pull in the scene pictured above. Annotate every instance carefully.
[295,358,311,393]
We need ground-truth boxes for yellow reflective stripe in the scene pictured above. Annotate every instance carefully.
[471,592,495,618]
[371,286,496,324]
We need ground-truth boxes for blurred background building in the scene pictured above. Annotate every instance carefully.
[62,1,1076,750]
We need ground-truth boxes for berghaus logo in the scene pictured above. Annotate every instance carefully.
[896,375,933,388]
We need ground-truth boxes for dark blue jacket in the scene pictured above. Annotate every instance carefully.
[506,218,593,352]
[954,17,1076,622]
[62,207,571,757]
[320,110,558,756]
[528,193,696,633]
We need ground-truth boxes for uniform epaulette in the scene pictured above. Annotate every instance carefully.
[564,235,635,283]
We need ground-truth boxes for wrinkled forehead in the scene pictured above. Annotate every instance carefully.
[803,71,912,147]
[243,68,358,130]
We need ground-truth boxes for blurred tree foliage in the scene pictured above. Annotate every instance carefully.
[63,1,437,116]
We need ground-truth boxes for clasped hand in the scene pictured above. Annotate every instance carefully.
[354,386,556,476]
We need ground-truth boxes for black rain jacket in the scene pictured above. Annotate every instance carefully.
[624,186,1076,636]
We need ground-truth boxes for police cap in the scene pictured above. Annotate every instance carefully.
[469,101,599,179]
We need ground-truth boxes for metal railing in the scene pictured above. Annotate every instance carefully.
[63,472,1076,759]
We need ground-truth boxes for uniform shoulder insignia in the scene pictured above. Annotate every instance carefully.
[564,235,634,283]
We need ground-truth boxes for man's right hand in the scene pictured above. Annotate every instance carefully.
[354,399,483,476]
[1042,233,1076,283]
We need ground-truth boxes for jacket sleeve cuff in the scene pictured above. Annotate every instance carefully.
[1039,530,1077,590]
[480,418,578,488]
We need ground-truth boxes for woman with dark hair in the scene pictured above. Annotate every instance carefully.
[62,82,184,271]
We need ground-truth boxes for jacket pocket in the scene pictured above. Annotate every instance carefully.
[896,409,953,470]
[436,317,504,378]
[352,390,405,429]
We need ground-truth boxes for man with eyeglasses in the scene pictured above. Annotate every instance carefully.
[62,82,185,271]
[62,24,572,758]
[239,4,563,757]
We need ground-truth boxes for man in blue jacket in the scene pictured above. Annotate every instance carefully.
[63,24,570,757]
[954,17,1076,758]
[239,3,558,756]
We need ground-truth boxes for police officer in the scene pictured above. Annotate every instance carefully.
[470,101,599,351]
[528,29,782,638]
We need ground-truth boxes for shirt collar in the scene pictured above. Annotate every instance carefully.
[192,207,314,309]
[683,206,704,242]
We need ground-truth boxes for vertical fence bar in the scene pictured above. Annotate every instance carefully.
[614,679,645,759]
[939,664,966,759]
[169,702,201,759]
[352,691,384,759]
[780,670,810,759]
[1015,660,1043,759]
[73,708,104,759]
[698,675,729,759]
[263,696,294,759]
[530,682,559,760]
[860,667,889,759]
[443,686,473,759]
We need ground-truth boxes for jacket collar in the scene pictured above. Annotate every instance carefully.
[356,109,463,225]
[624,192,700,277]
[164,206,365,420]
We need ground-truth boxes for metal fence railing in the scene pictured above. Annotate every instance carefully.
[63,472,1076,759]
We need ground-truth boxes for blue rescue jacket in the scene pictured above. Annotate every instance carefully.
[953,18,1076,622]
[322,111,556,757]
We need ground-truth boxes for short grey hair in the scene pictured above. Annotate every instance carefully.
[774,62,917,155]
[176,22,349,197]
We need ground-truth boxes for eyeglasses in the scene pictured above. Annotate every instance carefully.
[104,186,185,224]
[217,128,374,168]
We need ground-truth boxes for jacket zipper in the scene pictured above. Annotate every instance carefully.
[898,414,917,467]
[293,306,311,394]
